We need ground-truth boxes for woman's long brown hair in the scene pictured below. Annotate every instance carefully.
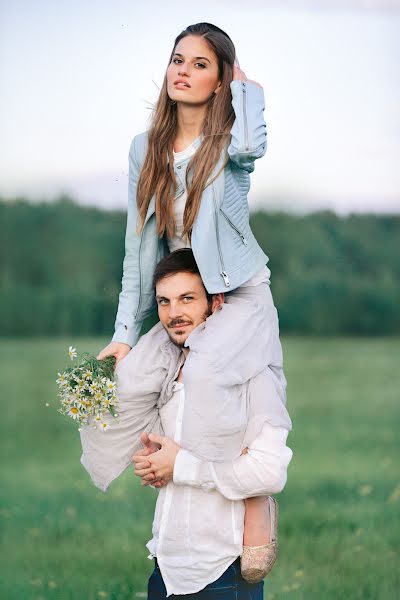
[136,22,236,241]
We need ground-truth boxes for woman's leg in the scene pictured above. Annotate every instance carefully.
[183,277,283,388]
[179,273,284,577]
[180,271,287,462]
[243,497,271,545]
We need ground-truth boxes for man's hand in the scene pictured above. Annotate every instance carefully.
[131,432,166,487]
[132,433,181,487]
[140,431,161,453]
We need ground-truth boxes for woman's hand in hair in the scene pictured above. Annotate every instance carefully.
[233,64,247,81]
[96,341,131,368]
[232,64,263,89]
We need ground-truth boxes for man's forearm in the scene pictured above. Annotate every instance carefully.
[173,423,293,501]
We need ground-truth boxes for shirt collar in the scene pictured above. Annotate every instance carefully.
[167,134,204,165]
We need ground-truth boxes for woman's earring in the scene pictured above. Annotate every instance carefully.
[169,99,177,105]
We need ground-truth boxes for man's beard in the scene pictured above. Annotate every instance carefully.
[166,303,213,348]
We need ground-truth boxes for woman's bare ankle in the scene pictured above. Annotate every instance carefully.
[243,496,271,546]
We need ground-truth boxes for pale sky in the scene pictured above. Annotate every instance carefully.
[0,0,399,215]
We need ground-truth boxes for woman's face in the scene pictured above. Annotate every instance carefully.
[166,35,222,105]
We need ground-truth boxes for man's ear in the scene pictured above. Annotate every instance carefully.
[212,292,224,312]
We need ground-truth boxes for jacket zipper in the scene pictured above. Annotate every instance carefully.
[242,82,249,151]
[220,209,248,246]
[212,181,230,287]
[174,187,184,200]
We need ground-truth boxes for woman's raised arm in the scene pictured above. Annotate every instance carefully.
[227,65,267,173]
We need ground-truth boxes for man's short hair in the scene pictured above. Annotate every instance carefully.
[153,249,212,302]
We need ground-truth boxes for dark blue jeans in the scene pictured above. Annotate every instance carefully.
[147,556,264,599]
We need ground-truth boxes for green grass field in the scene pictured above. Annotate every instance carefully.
[1,336,399,599]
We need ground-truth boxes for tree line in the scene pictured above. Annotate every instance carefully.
[1,196,399,337]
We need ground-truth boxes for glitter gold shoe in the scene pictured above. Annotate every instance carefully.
[240,496,278,584]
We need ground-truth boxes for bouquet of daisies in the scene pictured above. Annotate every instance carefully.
[56,346,119,432]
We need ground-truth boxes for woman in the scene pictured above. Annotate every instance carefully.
[95,22,288,584]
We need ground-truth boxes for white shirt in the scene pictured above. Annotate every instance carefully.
[145,381,293,597]
[167,139,199,252]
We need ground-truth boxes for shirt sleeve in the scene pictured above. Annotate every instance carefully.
[173,421,293,501]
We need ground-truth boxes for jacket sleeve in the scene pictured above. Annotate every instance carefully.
[111,135,144,348]
[227,79,267,173]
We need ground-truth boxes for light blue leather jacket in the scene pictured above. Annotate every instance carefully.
[112,79,269,348]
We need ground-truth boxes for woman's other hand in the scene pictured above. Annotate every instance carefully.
[96,341,131,367]
[232,63,262,89]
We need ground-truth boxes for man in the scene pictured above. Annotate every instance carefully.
[130,248,293,599]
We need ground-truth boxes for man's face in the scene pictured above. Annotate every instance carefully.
[156,271,224,347]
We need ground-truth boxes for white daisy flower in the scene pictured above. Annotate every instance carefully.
[83,370,93,380]
[75,397,88,409]
[100,422,110,431]
[56,372,68,386]
[68,406,81,420]
[105,380,116,392]
[68,346,77,361]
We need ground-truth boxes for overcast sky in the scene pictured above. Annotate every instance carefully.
[0,0,399,215]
